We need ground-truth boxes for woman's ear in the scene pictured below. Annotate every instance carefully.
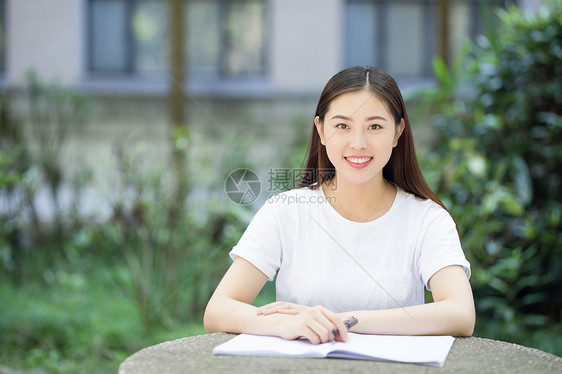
[314,116,326,145]
[393,118,405,147]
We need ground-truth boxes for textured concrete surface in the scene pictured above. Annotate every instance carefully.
[119,333,562,374]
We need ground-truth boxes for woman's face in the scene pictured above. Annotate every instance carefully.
[315,89,404,187]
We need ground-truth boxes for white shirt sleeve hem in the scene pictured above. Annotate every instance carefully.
[230,248,277,281]
[423,260,471,292]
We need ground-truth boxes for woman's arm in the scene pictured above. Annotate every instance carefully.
[204,257,269,334]
[346,265,475,336]
[259,265,475,337]
[204,257,348,343]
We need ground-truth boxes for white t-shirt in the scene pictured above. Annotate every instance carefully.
[230,186,470,313]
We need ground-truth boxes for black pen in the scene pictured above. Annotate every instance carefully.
[333,316,358,337]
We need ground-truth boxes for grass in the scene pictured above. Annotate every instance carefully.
[0,265,207,374]
[0,251,278,374]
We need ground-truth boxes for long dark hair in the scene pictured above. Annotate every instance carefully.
[299,66,459,235]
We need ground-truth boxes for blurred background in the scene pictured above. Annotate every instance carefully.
[0,0,560,372]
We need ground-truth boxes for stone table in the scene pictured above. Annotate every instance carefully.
[119,333,562,374]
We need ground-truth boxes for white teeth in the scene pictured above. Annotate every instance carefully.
[346,157,372,164]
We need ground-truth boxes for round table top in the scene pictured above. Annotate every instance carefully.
[119,333,562,374]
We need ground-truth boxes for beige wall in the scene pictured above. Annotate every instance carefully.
[7,0,84,85]
[5,0,343,94]
[269,0,342,93]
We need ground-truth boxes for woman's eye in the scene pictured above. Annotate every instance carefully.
[369,124,382,130]
[336,123,348,130]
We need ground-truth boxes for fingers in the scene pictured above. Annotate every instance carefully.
[332,316,349,343]
[301,305,346,344]
[276,308,300,315]
[303,320,332,344]
[257,301,304,316]
[317,305,349,343]
[260,307,297,316]
[256,301,283,315]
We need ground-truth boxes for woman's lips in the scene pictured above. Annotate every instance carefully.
[345,156,373,169]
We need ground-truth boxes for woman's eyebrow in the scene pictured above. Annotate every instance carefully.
[366,115,388,122]
[330,114,389,121]
[330,114,352,121]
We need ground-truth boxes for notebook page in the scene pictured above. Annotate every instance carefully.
[327,334,455,366]
[213,334,332,358]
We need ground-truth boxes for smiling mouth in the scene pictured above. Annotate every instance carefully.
[345,156,373,165]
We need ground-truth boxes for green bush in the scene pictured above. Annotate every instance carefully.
[0,90,37,279]
[421,1,562,330]
[0,73,256,371]
[64,129,255,332]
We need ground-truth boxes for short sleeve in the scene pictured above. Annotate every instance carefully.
[230,201,282,281]
[417,208,471,291]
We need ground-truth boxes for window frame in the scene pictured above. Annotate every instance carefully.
[0,0,6,75]
[86,0,268,81]
[344,0,510,78]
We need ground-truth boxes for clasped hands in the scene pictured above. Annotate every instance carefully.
[256,301,349,344]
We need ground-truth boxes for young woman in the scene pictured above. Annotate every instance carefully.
[204,66,475,344]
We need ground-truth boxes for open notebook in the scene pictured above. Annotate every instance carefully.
[213,333,455,367]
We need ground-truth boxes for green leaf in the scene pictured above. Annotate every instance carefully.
[432,56,450,88]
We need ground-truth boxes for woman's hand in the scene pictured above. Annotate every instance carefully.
[256,302,349,344]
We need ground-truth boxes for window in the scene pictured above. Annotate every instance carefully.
[88,0,267,80]
[0,0,5,74]
[344,0,509,78]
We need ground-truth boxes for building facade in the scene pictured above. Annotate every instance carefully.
[2,0,532,96]
[0,0,538,217]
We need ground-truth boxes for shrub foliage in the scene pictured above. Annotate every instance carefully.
[423,2,562,326]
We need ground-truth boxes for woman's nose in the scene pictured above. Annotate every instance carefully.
[350,129,367,149]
